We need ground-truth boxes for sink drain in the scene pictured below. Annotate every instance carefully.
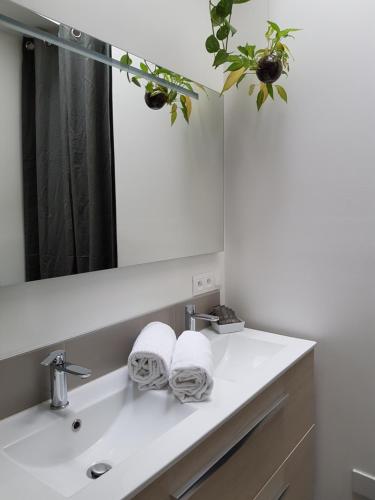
[87,462,112,479]
[72,419,82,432]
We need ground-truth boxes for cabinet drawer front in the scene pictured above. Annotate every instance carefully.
[134,352,314,500]
[172,393,290,500]
[254,426,315,500]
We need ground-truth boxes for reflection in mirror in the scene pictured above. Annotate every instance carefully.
[0,2,224,287]
[21,25,118,282]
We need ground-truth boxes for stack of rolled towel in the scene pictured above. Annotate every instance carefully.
[128,322,176,391]
[128,322,214,403]
[169,330,213,403]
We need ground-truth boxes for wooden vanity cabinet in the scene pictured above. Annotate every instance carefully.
[133,351,314,500]
[254,427,314,500]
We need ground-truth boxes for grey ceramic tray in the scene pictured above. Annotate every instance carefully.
[211,319,245,334]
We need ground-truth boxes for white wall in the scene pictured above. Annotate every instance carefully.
[9,0,222,91]
[0,30,25,286]
[112,49,224,267]
[224,1,375,499]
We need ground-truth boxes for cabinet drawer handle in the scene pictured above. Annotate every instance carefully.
[171,393,289,500]
[273,483,290,500]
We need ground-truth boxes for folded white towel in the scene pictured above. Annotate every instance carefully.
[169,330,214,403]
[128,322,176,390]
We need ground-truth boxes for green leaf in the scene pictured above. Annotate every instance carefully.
[266,83,274,99]
[256,89,265,110]
[257,84,269,109]
[216,0,233,18]
[255,48,267,57]
[210,6,224,26]
[180,95,190,123]
[267,20,281,33]
[145,82,153,93]
[170,103,177,126]
[222,67,246,93]
[227,55,242,63]
[233,0,251,3]
[167,90,178,104]
[248,83,256,96]
[265,24,274,40]
[279,28,301,38]
[236,73,246,87]
[237,45,248,57]
[181,108,189,123]
[180,95,192,121]
[213,49,229,68]
[140,62,148,73]
[183,82,194,92]
[185,95,192,120]
[156,67,173,77]
[226,61,244,72]
[131,77,141,87]
[205,35,220,53]
[276,84,288,102]
[120,53,132,66]
[247,45,256,58]
[156,85,168,95]
[217,24,230,40]
[238,44,256,58]
[241,57,251,70]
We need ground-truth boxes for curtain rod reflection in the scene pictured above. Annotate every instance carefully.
[25,28,80,50]
[0,13,199,100]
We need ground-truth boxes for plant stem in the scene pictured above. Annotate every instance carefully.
[144,60,153,74]
[209,1,216,37]
[225,12,232,51]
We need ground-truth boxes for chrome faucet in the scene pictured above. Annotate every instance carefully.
[41,350,91,410]
[185,304,219,331]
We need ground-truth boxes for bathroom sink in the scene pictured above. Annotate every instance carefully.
[0,329,315,500]
[1,368,195,497]
[203,329,286,383]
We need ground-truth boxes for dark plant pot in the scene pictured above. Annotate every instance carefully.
[144,91,167,110]
[256,54,283,84]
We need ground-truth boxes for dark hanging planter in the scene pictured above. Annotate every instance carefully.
[144,91,168,110]
[256,54,283,84]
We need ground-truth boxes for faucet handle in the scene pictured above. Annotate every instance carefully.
[193,313,219,323]
[64,363,92,379]
[41,350,65,367]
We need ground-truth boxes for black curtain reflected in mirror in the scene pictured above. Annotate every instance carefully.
[22,26,117,281]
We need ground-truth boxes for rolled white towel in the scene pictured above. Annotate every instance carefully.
[128,322,176,390]
[169,330,214,403]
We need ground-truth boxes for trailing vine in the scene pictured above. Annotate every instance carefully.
[206,0,299,109]
[120,0,299,123]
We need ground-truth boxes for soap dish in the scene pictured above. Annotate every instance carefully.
[211,319,245,334]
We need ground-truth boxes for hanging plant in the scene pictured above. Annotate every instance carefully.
[120,53,200,126]
[119,0,299,124]
[206,0,299,109]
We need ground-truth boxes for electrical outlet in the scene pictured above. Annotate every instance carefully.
[192,272,216,296]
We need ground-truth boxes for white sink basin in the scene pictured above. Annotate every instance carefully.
[203,329,286,383]
[1,369,195,497]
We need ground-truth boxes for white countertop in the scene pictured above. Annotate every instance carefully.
[0,327,316,500]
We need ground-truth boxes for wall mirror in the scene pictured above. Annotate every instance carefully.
[0,0,224,287]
